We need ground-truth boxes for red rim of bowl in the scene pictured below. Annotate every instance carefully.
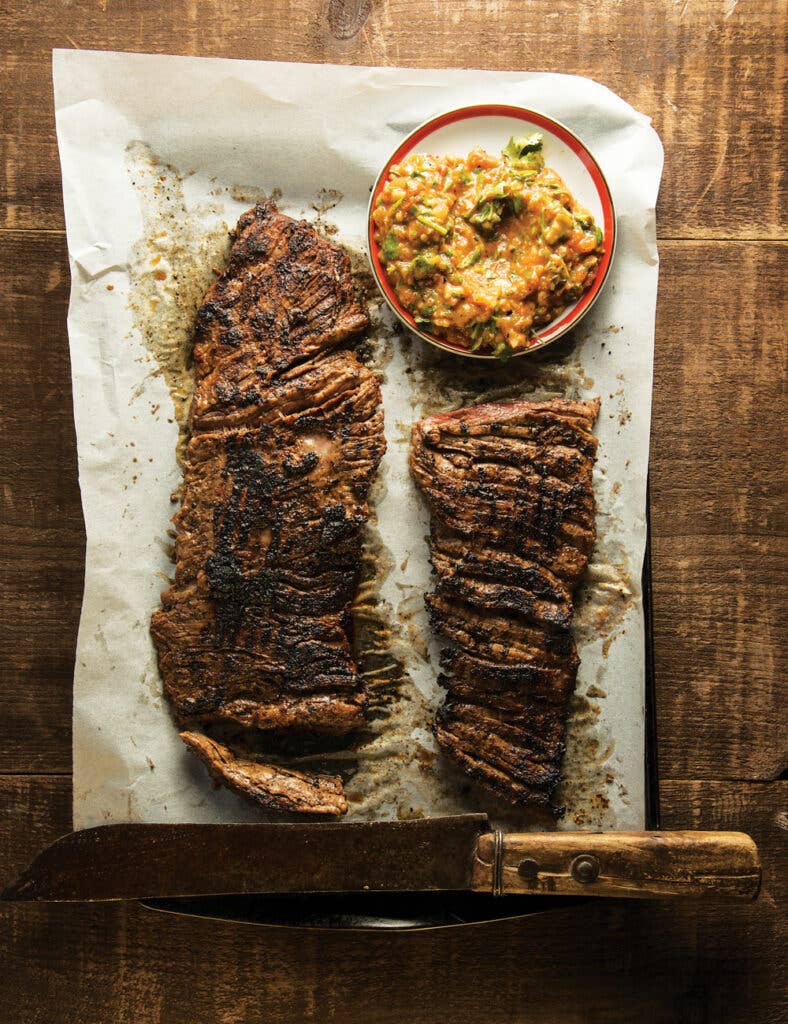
[367,104,616,359]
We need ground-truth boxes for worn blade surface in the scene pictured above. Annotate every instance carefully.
[1,816,490,902]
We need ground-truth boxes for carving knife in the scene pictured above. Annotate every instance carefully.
[2,815,760,903]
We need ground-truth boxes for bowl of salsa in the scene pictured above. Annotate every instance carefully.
[368,105,616,359]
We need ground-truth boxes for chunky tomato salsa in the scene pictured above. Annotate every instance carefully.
[372,135,605,356]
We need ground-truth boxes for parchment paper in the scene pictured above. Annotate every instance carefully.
[52,49,663,831]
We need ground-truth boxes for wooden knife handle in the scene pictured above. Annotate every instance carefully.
[471,830,761,900]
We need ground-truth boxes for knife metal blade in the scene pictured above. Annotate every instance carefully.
[2,815,491,902]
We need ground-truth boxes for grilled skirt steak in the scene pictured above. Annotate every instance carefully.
[410,398,600,808]
[151,203,385,815]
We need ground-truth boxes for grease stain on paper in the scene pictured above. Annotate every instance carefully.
[127,143,231,463]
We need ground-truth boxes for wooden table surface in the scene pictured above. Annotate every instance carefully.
[1,2,785,1021]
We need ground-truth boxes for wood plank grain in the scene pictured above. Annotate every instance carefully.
[0,775,71,885]
[0,230,80,773]
[0,0,784,238]
[652,242,786,536]
[651,534,786,781]
[1,776,784,1024]
[650,241,786,781]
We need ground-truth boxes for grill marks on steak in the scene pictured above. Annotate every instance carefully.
[150,203,385,815]
[410,398,600,808]
[191,204,368,398]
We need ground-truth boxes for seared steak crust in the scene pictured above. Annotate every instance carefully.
[410,398,599,808]
[180,732,348,816]
[151,203,385,815]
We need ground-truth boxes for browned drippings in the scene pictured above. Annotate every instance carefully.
[126,141,233,465]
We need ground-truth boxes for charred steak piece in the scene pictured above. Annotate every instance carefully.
[151,203,385,815]
[180,732,348,816]
[410,398,600,808]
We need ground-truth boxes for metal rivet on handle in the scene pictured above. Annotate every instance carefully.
[517,858,540,880]
[571,854,601,884]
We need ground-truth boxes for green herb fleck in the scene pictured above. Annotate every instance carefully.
[411,253,442,276]
[477,180,508,203]
[415,302,436,324]
[503,133,543,161]
[460,247,483,269]
[467,201,504,232]
[416,214,450,236]
[381,232,399,260]
[469,317,497,350]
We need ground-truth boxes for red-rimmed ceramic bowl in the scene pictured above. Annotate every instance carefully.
[367,104,616,359]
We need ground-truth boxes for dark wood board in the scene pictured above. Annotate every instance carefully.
[0,1,785,1021]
